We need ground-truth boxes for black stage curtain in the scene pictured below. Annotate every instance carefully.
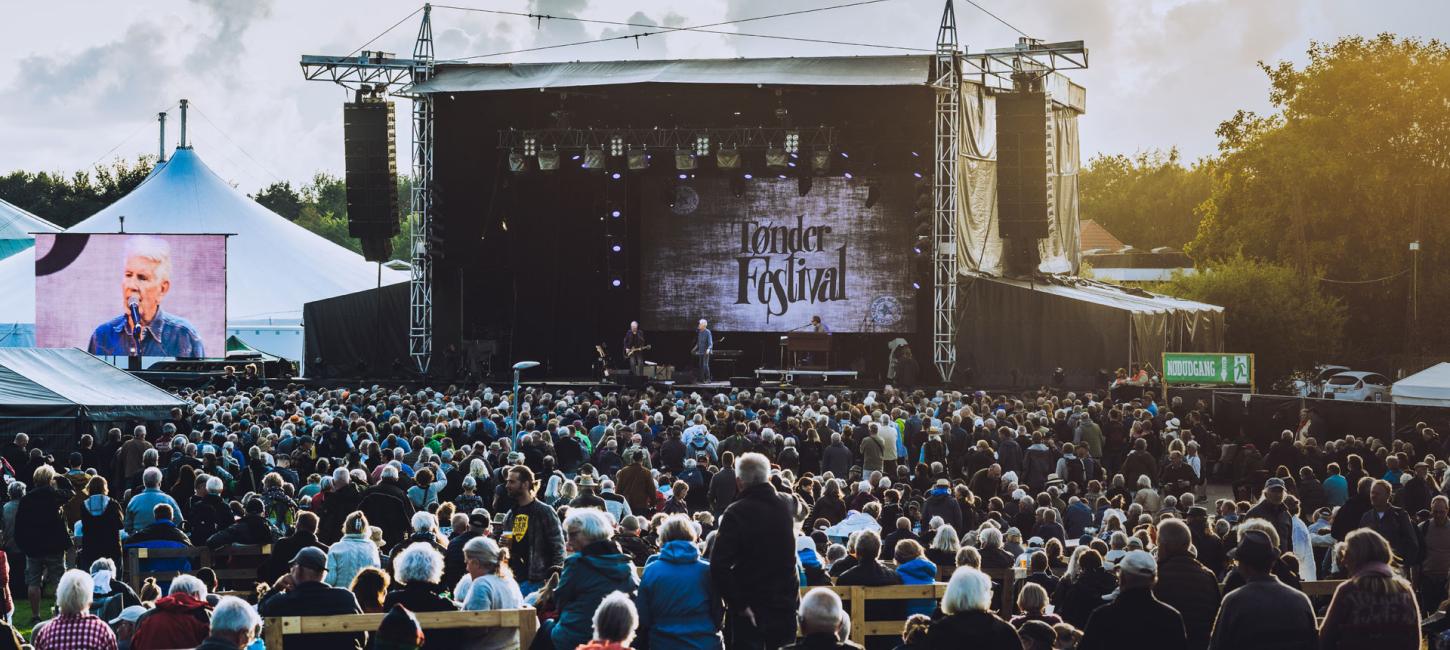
[1305,396,1393,442]
[304,282,409,379]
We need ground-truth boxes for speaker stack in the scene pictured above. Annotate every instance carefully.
[343,101,400,262]
[995,90,1054,276]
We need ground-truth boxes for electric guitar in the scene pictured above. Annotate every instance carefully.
[625,344,652,357]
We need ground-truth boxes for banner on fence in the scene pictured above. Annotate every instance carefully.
[1162,352,1254,389]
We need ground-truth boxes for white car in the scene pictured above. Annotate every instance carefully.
[1323,371,1392,401]
[1293,365,1351,398]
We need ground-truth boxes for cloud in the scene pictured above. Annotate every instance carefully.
[0,21,175,124]
[184,0,275,73]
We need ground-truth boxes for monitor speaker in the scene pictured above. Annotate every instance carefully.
[344,101,400,262]
[996,91,1053,241]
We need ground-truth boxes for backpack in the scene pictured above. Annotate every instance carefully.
[1065,456,1086,486]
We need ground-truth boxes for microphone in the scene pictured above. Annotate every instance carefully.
[128,298,142,337]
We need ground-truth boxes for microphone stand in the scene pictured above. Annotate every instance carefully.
[128,307,143,371]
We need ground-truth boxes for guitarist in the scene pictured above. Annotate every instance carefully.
[623,321,649,378]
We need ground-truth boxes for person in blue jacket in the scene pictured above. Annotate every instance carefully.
[893,539,939,616]
[123,502,194,584]
[634,515,723,649]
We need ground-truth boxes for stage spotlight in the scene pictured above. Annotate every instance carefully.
[811,149,831,175]
[694,135,711,157]
[523,136,538,156]
[864,180,881,208]
[716,147,740,169]
[610,209,621,219]
[675,149,697,171]
[843,171,854,179]
[627,148,649,170]
[784,130,800,154]
[611,243,622,253]
[582,148,605,170]
[912,280,922,290]
[766,147,788,170]
[611,278,622,287]
[609,135,625,157]
[797,174,812,197]
[537,149,560,171]
[913,171,924,178]
[508,151,527,173]
[743,173,754,180]
[610,172,622,180]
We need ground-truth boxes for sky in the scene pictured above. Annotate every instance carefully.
[2,0,1448,195]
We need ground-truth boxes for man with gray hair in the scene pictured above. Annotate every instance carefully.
[787,588,859,649]
[89,234,205,357]
[125,466,183,533]
[197,596,261,650]
[711,452,797,649]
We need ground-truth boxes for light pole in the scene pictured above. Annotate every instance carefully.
[511,361,540,439]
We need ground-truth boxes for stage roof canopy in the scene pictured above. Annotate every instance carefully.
[0,198,61,262]
[0,348,185,420]
[410,55,936,93]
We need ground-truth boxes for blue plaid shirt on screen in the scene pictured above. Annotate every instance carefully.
[33,613,117,650]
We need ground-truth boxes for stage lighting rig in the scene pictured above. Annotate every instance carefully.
[784,130,800,154]
[811,148,831,175]
[523,136,538,156]
[508,151,527,173]
[675,148,697,171]
[581,148,605,170]
[716,147,741,170]
[627,148,649,170]
[694,135,711,157]
[537,148,559,171]
[765,147,788,171]
[609,135,625,157]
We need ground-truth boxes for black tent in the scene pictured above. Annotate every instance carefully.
[0,348,185,451]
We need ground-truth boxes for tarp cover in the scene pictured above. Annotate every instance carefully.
[1393,362,1450,407]
[0,348,184,420]
[961,275,1224,387]
[411,55,934,93]
[303,281,409,379]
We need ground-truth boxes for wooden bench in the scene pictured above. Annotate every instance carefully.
[261,609,538,650]
[800,584,949,646]
[124,544,274,592]
[1301,580,1344,598]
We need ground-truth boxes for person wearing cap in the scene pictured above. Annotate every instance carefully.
[570,475,608,511]
[922,479,962,532]
[1078,549,1185,650]
[109,605,147,650]
[1244,477,1295,553]
[1153,520,1220,650]
[1207,528,1316,650]
[257,546,364,650]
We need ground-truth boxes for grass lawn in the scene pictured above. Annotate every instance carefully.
[15,595,56,640]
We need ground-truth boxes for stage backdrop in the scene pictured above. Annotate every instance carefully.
[640,176,916,333]
[34,233,227,358]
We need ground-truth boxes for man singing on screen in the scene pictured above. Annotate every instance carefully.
[88,236,205,358]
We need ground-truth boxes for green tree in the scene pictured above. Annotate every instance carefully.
[1079,148,1213,250]
[0,156,155,228]
[1188,34,1450,368]
[1156,255,1346,387]
[251,181,302,221]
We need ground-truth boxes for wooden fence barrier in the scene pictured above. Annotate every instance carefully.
[261,609,538,650]
[124,544,273,592]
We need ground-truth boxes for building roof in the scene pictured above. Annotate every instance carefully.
[0,147,407,327]
[1079,219,1125,253]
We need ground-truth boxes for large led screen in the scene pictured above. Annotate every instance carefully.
[35,233,226,358]
[640,176,916,333]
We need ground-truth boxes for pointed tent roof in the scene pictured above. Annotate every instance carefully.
[1079,219,1125,253]
[0,147,407,326]
[0,198,61,262]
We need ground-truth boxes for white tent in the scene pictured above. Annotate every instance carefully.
[0,147,408,360]
[1392,362,1450,407]
[0,197,61,262]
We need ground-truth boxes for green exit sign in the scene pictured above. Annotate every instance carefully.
[1162,352,1254,388]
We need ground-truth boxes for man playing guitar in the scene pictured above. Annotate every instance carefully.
[623,321,650,378]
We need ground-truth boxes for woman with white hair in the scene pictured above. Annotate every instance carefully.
[383,543,462,647]
[634,515,722,649]
[325,512,380,589]
[130,574,211,650]
[548,509,639,650]
[925,567,1022,648]
[33,570,115,650]
[459,536,523,650]
[196,596,261,650]
[577,591,639,650]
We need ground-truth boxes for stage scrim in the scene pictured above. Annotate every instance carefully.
[640,176,915,333]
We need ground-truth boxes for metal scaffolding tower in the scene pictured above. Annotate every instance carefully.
[931,1,961,383]
[300,5,436,374]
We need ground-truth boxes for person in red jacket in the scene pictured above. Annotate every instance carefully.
[129,574,211,650]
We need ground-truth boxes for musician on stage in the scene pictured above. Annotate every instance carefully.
[623,321,648,377]
[693,318,713,383]
[810,315,831,334]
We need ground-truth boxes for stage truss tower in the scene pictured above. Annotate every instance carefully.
[300,5,436,374]
[931,1,961,383]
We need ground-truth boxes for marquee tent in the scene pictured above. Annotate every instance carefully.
[0,198,61,262]
[1393,362,1450,407]
[0,147,408,362]
[0,347,186,447]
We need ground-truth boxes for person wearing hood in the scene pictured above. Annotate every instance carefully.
[77,476,123,570]
[129,575,212,650]
[548,508,639,650]
[797,535,830,587]
[634,514,723,649]
[893,540,938,617]
[925,567,1022,649]
[920,479,962,532]
[205,497,279,549]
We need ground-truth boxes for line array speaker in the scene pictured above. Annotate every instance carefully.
[344,101,400,262]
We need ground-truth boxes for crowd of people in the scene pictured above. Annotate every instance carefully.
[0,380,1442,650]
